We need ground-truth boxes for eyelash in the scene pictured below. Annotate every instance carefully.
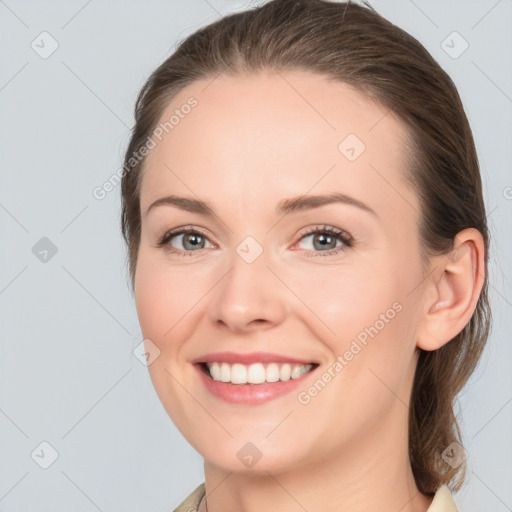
[156,225,354,258]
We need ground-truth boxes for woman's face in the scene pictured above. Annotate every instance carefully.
[135,70,429,473]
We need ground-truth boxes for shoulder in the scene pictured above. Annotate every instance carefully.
[426,484,459,512]
[173,482,206,512]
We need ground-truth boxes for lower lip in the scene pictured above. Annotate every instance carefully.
[194,364,316,405]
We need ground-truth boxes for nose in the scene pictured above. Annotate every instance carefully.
[207,250,287,334]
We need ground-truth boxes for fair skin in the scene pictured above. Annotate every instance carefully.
[134,70,485,512]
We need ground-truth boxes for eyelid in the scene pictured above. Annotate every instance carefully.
[157,224,354,257]
[296,224,353,243]
[292,225,353,255]
[157,225,215,248]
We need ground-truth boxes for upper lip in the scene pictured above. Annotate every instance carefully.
[191,351,318,365]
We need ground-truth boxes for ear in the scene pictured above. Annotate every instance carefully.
[416,228,486,351]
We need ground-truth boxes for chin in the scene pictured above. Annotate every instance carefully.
[188,432,309,476]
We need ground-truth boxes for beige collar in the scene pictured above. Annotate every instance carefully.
[426,484,458,512]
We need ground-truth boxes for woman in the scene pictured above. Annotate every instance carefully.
[120,0,491,510]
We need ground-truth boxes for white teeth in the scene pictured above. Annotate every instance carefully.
[220,362,231,382]
[266,363,280,382]
[280,363,291,381]
[247,363,266,384]
[230,363,247,384]
[205,361,314,384]
[291,365,303,379]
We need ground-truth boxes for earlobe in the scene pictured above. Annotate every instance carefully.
[417,228,486,351]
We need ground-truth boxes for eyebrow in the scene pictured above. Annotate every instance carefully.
[144,192,377,218]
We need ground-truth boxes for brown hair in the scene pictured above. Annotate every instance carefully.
[120,0,491,495]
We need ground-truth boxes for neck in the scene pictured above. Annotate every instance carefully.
[199,404,434,512]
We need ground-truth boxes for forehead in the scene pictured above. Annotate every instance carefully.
[139,69,418,221]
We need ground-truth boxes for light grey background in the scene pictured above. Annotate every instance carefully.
[1,0,511,511]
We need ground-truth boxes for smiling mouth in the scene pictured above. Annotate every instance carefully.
[198,361,319,385]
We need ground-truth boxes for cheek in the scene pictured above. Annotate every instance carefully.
[290,262,400,341]
[290,256,419,389]
[134,252,196,347]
